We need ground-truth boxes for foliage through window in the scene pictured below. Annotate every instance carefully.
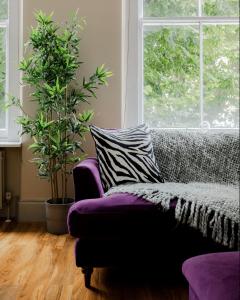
[143,0,239,128]
[0,0,8,129]
[0,0,20,141]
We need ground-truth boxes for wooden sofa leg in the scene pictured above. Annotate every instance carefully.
[82,267,93,288]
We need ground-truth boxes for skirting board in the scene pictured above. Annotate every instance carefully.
[18,201,45,222]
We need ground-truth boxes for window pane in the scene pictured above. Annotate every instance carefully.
[0,28,6,129]
[143,0,198,17]
[144,26,200,128]
[203,0,239,17]
[203,25,239,128]
[0,0,8,20]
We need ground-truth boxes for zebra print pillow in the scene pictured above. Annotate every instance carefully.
[90,124,164,191]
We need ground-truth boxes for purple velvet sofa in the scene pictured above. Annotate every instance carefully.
[182,252,240,300]
[67,130,238,287]
[68,157,231,287]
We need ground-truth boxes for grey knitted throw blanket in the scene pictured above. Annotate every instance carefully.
[105,182,239,249]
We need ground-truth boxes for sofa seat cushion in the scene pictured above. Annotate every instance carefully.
[182,252,240,300]
[68,193,176,238]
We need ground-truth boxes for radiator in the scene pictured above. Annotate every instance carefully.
[0,151,4,209]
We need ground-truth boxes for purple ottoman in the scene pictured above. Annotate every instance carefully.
[182,252,240,300]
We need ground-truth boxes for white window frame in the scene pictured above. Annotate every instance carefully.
[0,0,20,142]
[123,0,239,129]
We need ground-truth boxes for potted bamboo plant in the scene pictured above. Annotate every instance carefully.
[10,11,112,234]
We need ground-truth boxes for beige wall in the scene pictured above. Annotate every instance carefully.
[20,0,122,202]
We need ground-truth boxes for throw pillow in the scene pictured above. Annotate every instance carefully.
[90,124,164,191]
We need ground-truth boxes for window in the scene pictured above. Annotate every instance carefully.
[0,0,20,142]
[124,0,239,129]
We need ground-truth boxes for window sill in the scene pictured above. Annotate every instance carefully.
[0,141,22,148]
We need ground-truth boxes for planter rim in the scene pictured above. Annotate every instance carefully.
[45,198,75,206]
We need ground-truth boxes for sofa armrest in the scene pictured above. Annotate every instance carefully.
[67,193,158,238]
[73,157,104,201]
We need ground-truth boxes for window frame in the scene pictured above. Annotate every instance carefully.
[123,0,239,129]
[0,0,20,142]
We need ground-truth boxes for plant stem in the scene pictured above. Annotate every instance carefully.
[56,171,59,199]
[53,160,59,199]
[61,168,64,202]
[49,111,54,200]
[50,159,54,200]
[64,86,68,200]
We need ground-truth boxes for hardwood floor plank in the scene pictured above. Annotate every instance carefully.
[0,222,188,300]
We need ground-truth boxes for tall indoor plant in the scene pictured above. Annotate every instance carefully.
[10,11,112,234]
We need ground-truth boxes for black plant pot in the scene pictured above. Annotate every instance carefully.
[45,198,74,235]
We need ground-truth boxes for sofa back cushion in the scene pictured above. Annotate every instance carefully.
[150,129,239,185]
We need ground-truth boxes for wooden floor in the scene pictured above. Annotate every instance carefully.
[0,222,188,300]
